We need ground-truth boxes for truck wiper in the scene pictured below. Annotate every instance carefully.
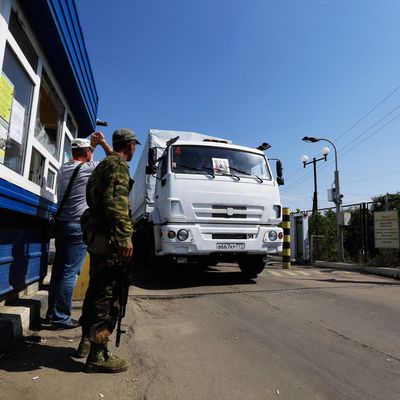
[174,163,215,178]
[229,167,263,183]
[221,171,240,181]
[201,166,215,178]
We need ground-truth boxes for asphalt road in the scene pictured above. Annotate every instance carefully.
[1,263,399,400]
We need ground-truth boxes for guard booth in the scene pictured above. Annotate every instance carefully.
[0,0,98,297]
[290,212,310,264]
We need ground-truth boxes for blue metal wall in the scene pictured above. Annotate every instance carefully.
[0,1,99,295]
[0,179,56,296]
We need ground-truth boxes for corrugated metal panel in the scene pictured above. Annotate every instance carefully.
[20,0,98,135]
[46,0,98,126]
[0,178,56,218]
[0,210,49,296]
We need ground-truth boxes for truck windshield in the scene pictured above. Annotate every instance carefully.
[171,145,271,180]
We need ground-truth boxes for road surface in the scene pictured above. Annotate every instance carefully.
[1,263,399,400]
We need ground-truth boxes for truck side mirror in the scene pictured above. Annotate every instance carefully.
[276,160,284,186]
[148,148,157,166]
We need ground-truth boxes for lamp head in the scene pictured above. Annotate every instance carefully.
[300,155,309,163]
[302,136,320,143]
[321,146,330,156]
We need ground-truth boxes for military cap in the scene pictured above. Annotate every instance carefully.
[112,128,141,145]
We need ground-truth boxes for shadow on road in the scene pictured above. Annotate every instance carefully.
[313,277,400,285]
[0,339,83,373]
[131,263,257,290]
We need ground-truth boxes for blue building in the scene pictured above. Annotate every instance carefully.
[0,0,98,297]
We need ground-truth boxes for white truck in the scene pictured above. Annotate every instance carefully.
[130,129,284,276]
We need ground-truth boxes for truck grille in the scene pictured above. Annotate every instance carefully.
[212,205,246,219]
[193,204,264,221]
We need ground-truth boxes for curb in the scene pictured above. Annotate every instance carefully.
[0,290,48,354]
[315,261,400,280]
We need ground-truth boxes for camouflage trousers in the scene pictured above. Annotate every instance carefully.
[80,252,122,344]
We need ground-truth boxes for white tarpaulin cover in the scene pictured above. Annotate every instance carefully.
[130,129,230,221]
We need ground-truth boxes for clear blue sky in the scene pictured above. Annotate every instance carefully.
[77,0,400,211]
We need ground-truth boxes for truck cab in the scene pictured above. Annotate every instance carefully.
[131,130,283,277]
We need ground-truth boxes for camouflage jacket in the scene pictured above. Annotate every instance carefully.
[83,151,133,248]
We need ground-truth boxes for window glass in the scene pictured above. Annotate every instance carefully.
[63,135,71,163]
[171,145,271,180]
[66,113,76,136]
[34,70,64,159]
[0,45,33,175]
[46,167,56,190]
[28,147,45,186]
[8,9,38,71]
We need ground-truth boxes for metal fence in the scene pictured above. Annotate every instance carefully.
[299,196,400,266]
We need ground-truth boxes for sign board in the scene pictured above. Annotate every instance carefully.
[374,211,400,249]
[9,98,25,144]
[0,73,14,124]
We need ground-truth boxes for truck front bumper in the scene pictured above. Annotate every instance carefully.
[154,223,283,256]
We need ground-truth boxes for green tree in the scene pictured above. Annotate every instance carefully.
[309,210,337,261]
[370,192,400,212]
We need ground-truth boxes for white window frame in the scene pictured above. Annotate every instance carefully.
[45,163,57,194]
[0,0,81,202]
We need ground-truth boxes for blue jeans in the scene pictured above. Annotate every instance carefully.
[46,221,87,325]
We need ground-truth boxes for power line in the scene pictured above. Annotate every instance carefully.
[336,170,400,185]
[339,103,400,153]
[283,82,400,185]
[339,110,400,158]
[282,105,400,193]
[333,83,400,144]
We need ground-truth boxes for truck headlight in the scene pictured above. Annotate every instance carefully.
[177,229,189,241]
[268,230,278,241]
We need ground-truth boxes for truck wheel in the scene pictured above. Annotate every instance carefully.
[238,256,265,277]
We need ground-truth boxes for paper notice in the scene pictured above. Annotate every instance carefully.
[212,158,230,174]
[0,74,14,124]
[0,124,7,164]
[9,98,25,144]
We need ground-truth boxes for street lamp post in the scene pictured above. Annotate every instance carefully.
[302,136,345,262]
[300,147,329,215]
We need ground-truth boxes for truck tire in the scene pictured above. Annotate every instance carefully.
[238,255,265,277]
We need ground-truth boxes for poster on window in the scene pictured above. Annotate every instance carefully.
[0,124,7,164]
[212,158,230,174]
[0,74,14,124]
[9,98,25,144]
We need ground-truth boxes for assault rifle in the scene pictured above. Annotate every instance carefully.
[116,263,130,347]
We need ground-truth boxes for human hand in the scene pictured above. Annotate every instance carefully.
[117,245,133,262]
[91,131,104,147]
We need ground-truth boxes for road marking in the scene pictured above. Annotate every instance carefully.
[283,271,297,276]
[269,271,282,277]
[296,271,310,276]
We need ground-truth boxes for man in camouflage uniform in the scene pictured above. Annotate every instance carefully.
[78,128,140,373]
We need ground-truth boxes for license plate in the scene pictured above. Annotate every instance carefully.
[216,243,245,250]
